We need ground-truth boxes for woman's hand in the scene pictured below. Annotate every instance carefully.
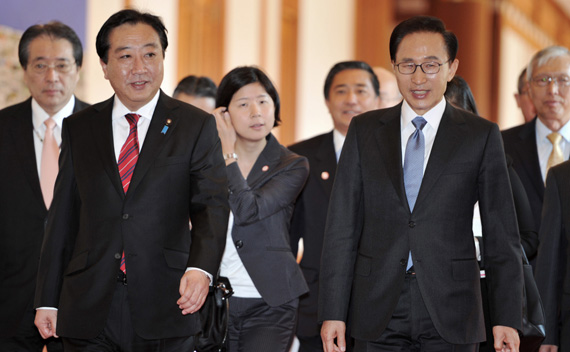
[213,106,237,157]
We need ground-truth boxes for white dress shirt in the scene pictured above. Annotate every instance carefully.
[219,212,262,298]
[333,128,346,162]
[400,97,445,171]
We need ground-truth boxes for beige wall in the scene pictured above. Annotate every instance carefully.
[295,0,355,142]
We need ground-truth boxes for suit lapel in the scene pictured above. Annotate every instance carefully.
[376,107,408,209]
[246,134,281,187]
[313,132,337,197]
[11,99,45,207]
[126,92,179,196]
[515,119,544,197]
[90,97,124,198]
[414,104,467,210]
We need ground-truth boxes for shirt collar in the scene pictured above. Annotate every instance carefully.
[401,97,446,131]
[536,117,570,143]
[32,96,76,131]
[111,90,161,122]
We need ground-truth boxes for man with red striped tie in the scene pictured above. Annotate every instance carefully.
[34,9,229,352]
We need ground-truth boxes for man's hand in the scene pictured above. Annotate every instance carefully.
[493,325,520,352]
[539,345,558,352]
[177,270,210,315]
[321,320,346,352]
[34,309,58,339]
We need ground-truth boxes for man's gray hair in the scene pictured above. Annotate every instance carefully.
[527,45,570,81]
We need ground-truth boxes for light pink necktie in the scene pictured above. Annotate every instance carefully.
[40,117,59,208]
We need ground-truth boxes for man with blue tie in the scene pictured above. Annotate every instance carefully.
[319,16,523,352]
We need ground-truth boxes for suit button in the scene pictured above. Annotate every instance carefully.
[408,221,415,228]
[235,240,243,249]
[122,214,129,220]
[114,253,121,259]
[400,259,407,266]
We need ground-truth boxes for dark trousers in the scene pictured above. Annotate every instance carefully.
[62,282,194,352]
[354,273,478,352]
[227,296,298,352]
[0,306,63,352]
[297,334,324,352]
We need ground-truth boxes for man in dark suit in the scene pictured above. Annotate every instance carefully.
[531,47,570,352]
[0,22,88,352]
[33,10,228,351]
[502,46,570,243]
[289,60,379,352]
[319,16,523,352]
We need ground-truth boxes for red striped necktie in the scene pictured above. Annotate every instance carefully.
[118,113,140,274]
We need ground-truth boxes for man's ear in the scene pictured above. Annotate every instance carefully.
[100,58,108,80]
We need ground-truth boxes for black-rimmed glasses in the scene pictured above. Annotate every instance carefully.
[395,60,451,75]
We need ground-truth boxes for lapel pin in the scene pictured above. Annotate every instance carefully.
[262,165,269,172]
[161,119,172,134]
[321,171,330,180]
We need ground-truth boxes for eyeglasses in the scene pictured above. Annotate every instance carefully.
[531,75,570,88]
[30,60,76,74]
[395,60,450,75]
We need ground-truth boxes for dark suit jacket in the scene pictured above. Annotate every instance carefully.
[34,92,229,340]
[227,134,308,307]
[502,119,545,239]
[289,131,337,336]
[534,160,570,348]
[0,97,88,338]
[318,103,523,344]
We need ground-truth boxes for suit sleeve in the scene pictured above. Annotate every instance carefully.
[508,164,539,259]
[535,168,565,346]
[226,156,309,226]
[318,119,363,322]
[34,119,80,308]
[186,115,230,276]
[477,124,523,330]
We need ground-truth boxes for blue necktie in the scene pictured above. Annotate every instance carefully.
[404,116,427,270]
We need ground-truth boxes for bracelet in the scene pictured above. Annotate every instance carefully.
[223,152,238,161]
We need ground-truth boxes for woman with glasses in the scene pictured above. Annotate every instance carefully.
[213,66,309,352]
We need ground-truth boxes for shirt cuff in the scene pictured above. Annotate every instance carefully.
[36,307,58,311]
[186,267,213,286]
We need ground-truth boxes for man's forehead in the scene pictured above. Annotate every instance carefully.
[395,32,446,57]
[109,23,161,46]
[27,36,75,59]
[332,69,372,85]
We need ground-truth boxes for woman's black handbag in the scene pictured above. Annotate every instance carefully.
[195,276,234,352]
[520,247,546,352]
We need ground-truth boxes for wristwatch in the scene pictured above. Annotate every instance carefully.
[223,152,238,161]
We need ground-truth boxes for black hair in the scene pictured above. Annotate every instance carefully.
[96,9,168,64]
[173,75,217,99]
[19,21,83,68]
[389,16,458,63]
[445,76,479,115]
[323,61,380,100]
[216,66,281,127]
